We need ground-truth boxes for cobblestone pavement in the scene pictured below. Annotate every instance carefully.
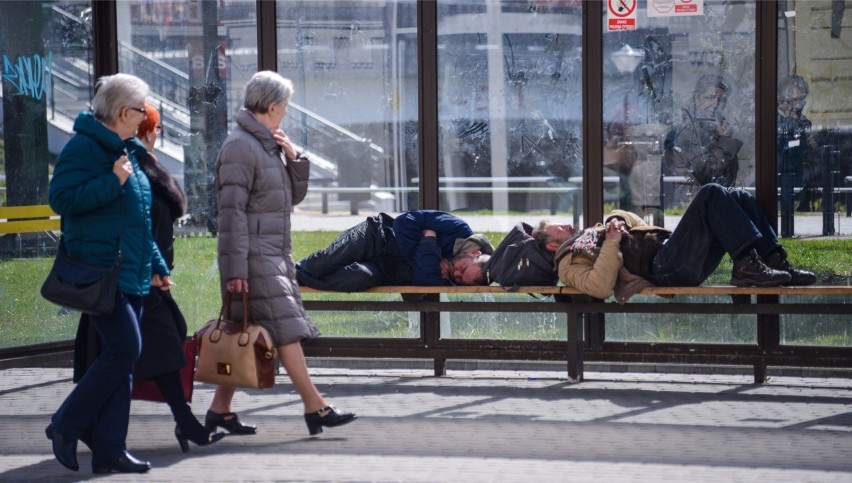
[1,367,851,482]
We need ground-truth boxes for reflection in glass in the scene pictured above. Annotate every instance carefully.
[776,0,852,239]
[118,0,256,232]
[603,1,755,229]
[438,2,583,222]
[277,0,418,217]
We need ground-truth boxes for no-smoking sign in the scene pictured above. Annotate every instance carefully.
[608,0,637,31]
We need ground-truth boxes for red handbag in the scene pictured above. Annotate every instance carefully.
[131,338,197,403]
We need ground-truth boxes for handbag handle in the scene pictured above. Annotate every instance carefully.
[217,291,258,333]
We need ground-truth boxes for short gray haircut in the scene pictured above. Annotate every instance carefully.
[532,220,553,245]
[91,73,150,124]
[779,74,809,100]
[243,71,294,114]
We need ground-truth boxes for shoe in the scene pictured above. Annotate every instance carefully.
[764,248,817,286]
[731,249,792,287]
[304,406,357,436]
[92,451,151,474]
[175,425,226,453]
[205,410,257,435]
[45,423,78,471]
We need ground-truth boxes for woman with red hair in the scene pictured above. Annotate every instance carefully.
[131,103,225,452]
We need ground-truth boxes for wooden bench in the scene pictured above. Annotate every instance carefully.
[299,285,852,383]
[0,205,60,234]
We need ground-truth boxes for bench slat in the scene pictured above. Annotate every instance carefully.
[0,205,57,218]
[0,219,61,234]
[0,205,60,235]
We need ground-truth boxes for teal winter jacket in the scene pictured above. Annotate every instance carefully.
[49,111,168,297]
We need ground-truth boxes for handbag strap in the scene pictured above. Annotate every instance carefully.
[220,291,259,332]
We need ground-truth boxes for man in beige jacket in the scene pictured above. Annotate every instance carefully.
[552,184,816,304]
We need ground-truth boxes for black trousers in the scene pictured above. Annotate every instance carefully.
[296,213,411,291]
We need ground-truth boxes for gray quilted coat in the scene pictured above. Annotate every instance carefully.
[215,108,319,345]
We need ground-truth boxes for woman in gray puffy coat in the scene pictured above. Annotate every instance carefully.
[205,71,356,437]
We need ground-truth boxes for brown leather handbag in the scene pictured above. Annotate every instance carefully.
[194,292,276,389]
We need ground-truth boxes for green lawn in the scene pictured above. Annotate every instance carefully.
[1,232,850,349]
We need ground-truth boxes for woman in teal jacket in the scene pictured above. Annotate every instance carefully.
[45,73,170,475]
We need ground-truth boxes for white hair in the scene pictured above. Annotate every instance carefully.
[243,71,294,114]
[91,73,150,123]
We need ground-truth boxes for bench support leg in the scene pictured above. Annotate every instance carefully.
[434,357,446,377]
[753,363,767,384]
[567,312,584,382]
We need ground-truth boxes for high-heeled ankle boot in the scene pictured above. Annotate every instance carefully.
[174,425,226,453]
[205,410,257,435]
[304,406,357,436]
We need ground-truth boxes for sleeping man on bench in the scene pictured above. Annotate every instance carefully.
[541,183,816,304]
[296,210,493,291]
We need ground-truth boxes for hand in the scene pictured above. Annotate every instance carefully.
[605,219,628,243]
[716,119,734,137]
[151,274,174,291]
[226,278,249,293]
[422,229,437,238]
[113,156,132,185]
[273,129,298,160]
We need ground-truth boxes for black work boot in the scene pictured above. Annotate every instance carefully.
[764,248,817,286]
[730,249,792,287]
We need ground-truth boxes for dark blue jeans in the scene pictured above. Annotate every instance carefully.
[52,292,143,461]
[650,184,781,286]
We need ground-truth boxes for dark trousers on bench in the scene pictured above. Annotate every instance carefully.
[296,213,412,291]
[649,183,782,286]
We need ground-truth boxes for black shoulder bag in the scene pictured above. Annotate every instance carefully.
[41,192,123,315]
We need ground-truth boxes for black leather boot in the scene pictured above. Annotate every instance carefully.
[731,249,792,287]
[764,248,817,286]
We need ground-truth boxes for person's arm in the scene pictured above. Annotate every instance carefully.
[558,220,627,299]
[49,142,124,216]
[558,240,623,299]
[393,211,472,260]
[411,233,451,286]
[216,137,254,284]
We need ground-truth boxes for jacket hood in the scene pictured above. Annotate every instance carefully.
[72,111,126,156]
[453,233,494,257]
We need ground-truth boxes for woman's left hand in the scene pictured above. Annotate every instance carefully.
[151,274,174,291]
[273,129,298,160]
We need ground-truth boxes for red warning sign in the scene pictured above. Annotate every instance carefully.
[608,0,637,31]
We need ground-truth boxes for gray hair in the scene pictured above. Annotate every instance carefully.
[779,75,809,100]
[243,71,294,114]
[532,220,553,245]
[91,73,150,124]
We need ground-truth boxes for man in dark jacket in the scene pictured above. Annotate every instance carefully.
[296,210,493,291]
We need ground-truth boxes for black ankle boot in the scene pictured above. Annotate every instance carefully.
[764,248,817,286]
[731,249,792,287]
[304,406,357,436]
[175,425,226,453]
[205,410,257,435]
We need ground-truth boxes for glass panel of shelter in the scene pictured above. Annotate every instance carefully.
[436,1,583,232]
[602,0,756,233]
[776,0,852,239]
[0,0,95,346]
[601,1,758,344]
